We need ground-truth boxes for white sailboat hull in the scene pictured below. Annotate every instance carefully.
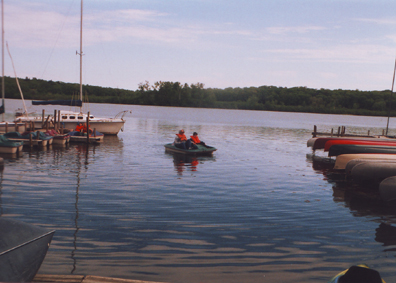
[15,111,125,135]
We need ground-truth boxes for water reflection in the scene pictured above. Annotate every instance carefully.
[167,153,215,175]
[307,153,396,252]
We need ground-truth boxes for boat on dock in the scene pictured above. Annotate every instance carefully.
[328,144,396,157]
[344,158,396,176]
[0,135,23,153]
[68,130,104,144]
[310,136,386,151]
[45,130,70,145]
[379,176,396,202]
[334,154,396,170]
[164,143,217,156]
[324,139,396,152]
[349,161,396,185]
[0,217,55,282]
[4,131,48,147]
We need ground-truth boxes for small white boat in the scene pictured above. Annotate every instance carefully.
[68,130,104,144]
[0,135,23,154]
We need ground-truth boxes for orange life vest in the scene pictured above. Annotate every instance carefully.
[75,125,84,132]
[190,135,200,143]
[176,133,187,141]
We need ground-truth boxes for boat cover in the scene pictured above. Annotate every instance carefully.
[0,217,55,282]
[32,99,82,106]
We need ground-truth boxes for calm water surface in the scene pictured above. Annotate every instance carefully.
[1,99,396,283]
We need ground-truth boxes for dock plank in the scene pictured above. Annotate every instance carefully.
[33,274,168,283]
[84,275,168,283]
[34,274,84,283]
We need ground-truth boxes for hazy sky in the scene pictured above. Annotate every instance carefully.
[3,0,396,91]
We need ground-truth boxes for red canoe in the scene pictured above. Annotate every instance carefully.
[312,137,396,150]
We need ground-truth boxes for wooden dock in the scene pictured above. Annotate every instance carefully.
[33,274,168,283]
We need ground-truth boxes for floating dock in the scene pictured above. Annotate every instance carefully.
[34,274,168,283]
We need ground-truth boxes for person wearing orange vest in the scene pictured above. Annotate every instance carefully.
[75,122,84,132]
[174,129,193,149]
[190,132,205,147]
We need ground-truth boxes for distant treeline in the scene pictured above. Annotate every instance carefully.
[2,76,395,116]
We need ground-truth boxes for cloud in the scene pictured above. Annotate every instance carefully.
[255,44,394,64]
[266,25,326,35]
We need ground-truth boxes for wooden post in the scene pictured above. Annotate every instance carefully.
[368,130,370,136]
[86,112,90,144]
[331,128,333,137]
[53,110,57,131]
[42,109,45,126]
[313,125,317,137]
[29,132,33,147]
[58,110,61,131]
[45,115,50,131]
[337,127,340,136]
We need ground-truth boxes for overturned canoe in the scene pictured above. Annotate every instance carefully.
[345,158,396,176]
[334,153,396,170]
[350,161,396,185]
[164,143,216,155]
[328,144,396,157]
[379,176,396,202]
[324,139,396,152]
[311,137,382,150]
[0,217,55,282]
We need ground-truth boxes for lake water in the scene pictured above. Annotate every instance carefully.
[1,99,396,283]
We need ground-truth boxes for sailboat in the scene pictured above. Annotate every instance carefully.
[15,0,127,135]
[0,0,26,135]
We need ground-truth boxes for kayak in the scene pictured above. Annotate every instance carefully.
[164,143,216,155]
[324,139,396,152]
[328,264,384,283]
[328,144,396,157]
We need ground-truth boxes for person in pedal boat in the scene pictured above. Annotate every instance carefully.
[190,132,205,146]
[174,129,196,149]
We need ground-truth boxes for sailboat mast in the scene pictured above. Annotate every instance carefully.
[79,0,83,112]
[386,57,396,136]
[1,0,4,121]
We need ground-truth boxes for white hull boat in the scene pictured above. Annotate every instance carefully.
[16,110,125,135]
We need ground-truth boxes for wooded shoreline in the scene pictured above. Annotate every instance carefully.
[3,76,395,117]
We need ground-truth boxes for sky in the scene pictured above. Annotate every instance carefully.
[3,0,396,92]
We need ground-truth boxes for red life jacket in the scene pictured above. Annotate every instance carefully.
[176,133,187,141]
[190,135,200,143]
[75,125,84,132]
